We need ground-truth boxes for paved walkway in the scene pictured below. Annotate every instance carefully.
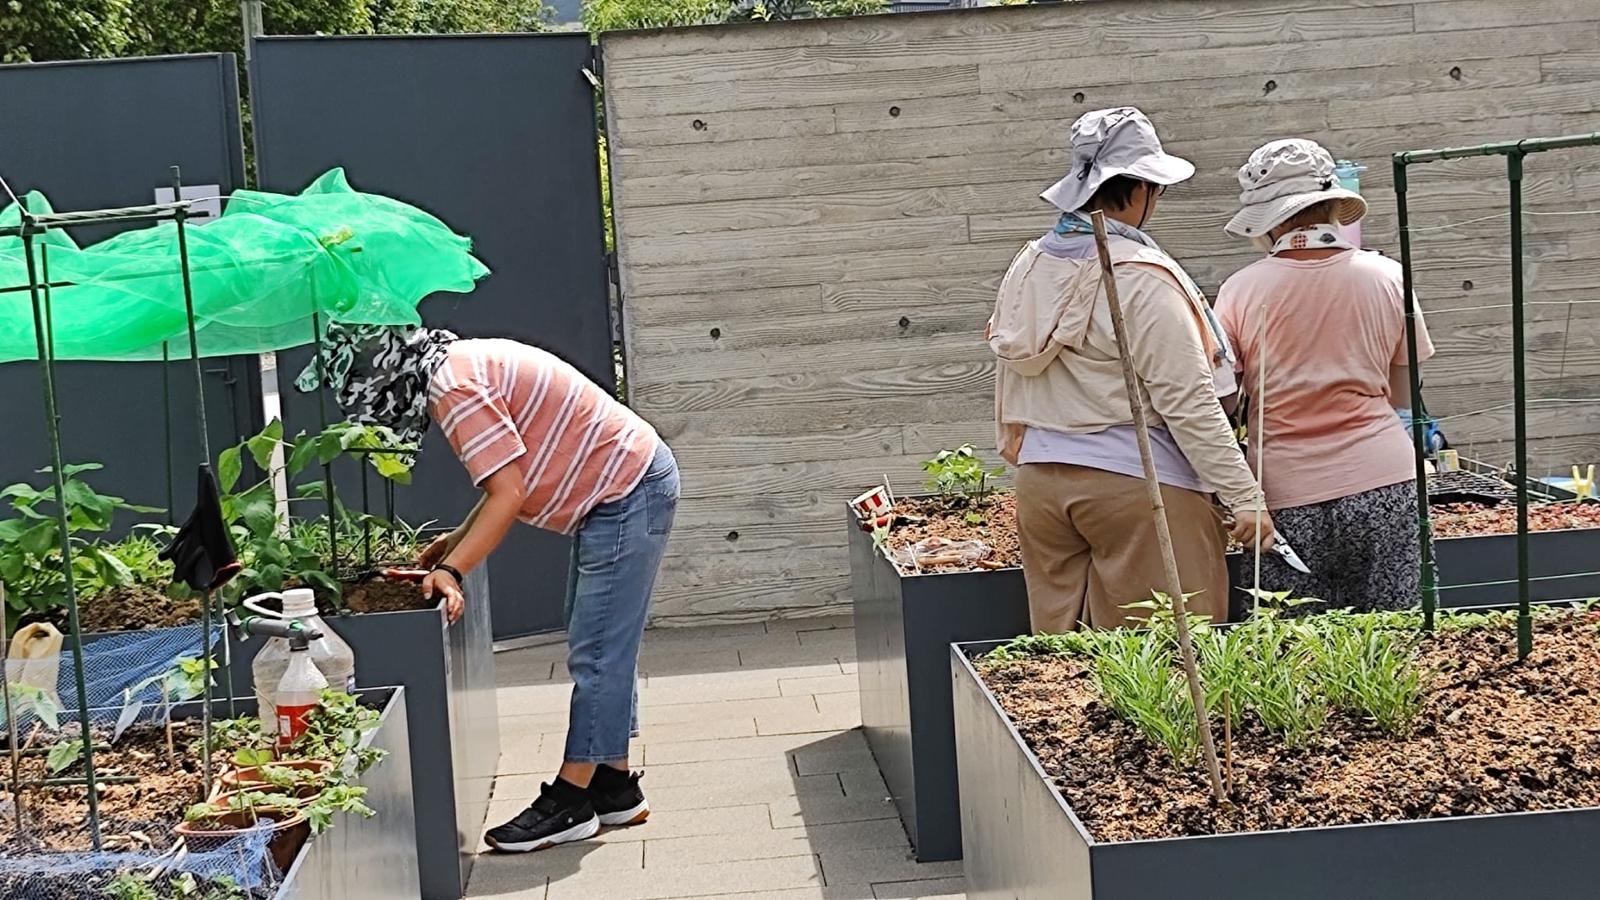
[466,617,965,900]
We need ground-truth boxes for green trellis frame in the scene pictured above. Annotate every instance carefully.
[1395,130,1600,660]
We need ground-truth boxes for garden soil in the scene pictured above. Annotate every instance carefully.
[338,575,430,614]
[74,585,201,633]
[982,610,1600,841]
[884,494,1020,572]
[1432,501,1600,538]
[0,721,205,852]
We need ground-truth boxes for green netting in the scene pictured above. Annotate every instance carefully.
[0,168,489,363]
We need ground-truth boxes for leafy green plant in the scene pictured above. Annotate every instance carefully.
[253,763,327,791]
[205,716,268,763]
[1310,613,1425,735]
[168,873,244,900]
[0,463,161,622]
[1233,614,1327,747]
[184,789,299,826]
[114,655,217,742]
[233,746,275,768]
[921,445,1005,500]
[4,682,62,733]
[45,737,84,775]
[103,873,159,900]
[993,600,1438,770]
[210,419,419,605]
[1090,629,1199,764]
[302,783,375,835]
[291,690,387,776]
[983,630,1100,666]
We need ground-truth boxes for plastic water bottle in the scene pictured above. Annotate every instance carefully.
[245,588,356,736]
[1334,159,1367,248]
[275,643,329,752]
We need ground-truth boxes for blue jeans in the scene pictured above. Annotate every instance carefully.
[563,442,677,763]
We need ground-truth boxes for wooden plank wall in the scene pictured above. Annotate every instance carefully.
[603,0,1600,625]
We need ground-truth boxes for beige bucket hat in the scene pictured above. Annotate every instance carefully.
[1225,138,1367,238]
[1041,107,1195,213]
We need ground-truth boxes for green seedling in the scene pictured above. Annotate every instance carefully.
[921,444,1005,500]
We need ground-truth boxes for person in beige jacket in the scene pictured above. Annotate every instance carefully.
[987,107,1275,632]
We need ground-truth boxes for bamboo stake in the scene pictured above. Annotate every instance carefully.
[1222,689,1236,796]
[1088,211,1227,803]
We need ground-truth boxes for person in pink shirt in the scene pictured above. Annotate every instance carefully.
[1216,138,1434,612]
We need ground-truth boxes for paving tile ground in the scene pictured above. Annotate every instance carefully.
[465,617,965,900]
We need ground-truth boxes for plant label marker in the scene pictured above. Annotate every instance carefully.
[1088,210,1227,803]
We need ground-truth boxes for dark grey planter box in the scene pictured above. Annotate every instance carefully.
[848,511,1032,863]
[276,685,420,900]
[1435,529,1600,608]
[951,640,1600,899]
[223,565,498,900]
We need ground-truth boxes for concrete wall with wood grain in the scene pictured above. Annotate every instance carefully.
[602,0,1600,624]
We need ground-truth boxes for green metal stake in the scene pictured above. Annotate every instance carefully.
[170,166,226,777]
[1393,158,1438,631]
[163,341,175,526]
[1508,152,1533,661]
[21,214,103,850]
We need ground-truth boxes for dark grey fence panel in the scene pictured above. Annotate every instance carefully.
[0,54,255,522]
[250,34,612,640]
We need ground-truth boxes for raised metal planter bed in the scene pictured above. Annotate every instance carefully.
[224,565,498,900]
[848,511,1031,862]
[1435,529,1600,608]
[850,509,1255,862]
[275,685,419,900]
[951,640,1600,899]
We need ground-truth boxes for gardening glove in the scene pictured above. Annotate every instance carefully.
[160,465,241,592]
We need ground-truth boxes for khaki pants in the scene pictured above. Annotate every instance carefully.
[1016,463,1229,633]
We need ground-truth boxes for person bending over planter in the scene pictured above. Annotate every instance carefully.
[296,323,678,853]
[1217,138,1433,612]
[987,107,1274,633]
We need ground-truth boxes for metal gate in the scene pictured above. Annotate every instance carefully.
[0,54,255,520]
[249,34,613,640]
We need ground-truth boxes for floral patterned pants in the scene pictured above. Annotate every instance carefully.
[1242,481,1422,614]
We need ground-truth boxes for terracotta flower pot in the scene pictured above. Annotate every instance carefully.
[219,759,334,797]
[175,808,310,875]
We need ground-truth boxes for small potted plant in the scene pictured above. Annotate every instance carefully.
[177,790,311,873]
[218,758,335,800]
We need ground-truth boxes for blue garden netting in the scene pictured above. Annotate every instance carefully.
[3,624,224,739]
[0,826,281,898]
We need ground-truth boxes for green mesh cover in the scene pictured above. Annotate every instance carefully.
[0,168,489,362]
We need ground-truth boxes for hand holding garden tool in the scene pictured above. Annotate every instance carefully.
[1222,512,1310,574]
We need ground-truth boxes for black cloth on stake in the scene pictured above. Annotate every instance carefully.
[160,465,241,592]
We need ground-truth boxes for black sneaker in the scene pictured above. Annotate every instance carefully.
[588,766,651,827]
[484,779,599,853]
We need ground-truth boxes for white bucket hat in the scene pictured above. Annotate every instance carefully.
[1041,107,1195,213]
[1225,138,1368,238]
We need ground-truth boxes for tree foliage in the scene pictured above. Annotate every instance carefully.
[581,0,885,33]
[0,0,550,64]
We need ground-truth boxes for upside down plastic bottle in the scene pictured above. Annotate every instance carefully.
[275,643,328,752]
[245,588,356,737]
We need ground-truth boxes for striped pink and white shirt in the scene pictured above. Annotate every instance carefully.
[428,339,660,535]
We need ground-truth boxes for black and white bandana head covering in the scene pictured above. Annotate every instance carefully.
[293,322,458,446]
